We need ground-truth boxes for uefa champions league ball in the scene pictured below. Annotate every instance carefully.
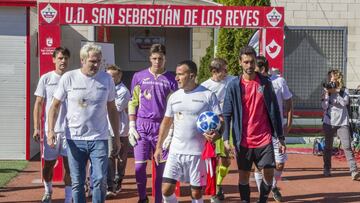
[196,111,221,133]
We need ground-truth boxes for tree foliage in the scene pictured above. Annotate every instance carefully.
[198,0,270,82]
[198,31,214,84]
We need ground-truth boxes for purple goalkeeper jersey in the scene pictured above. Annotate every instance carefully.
[130,68,177,121]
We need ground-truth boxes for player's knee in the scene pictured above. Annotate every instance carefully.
[276,163,285,171]
[238,171,250,184]
[162,183,175,196]
[262,168,274,183]
[43,160,56,176]
[44,160,56,169]
[190,187,202,199]
[221,157,231,167]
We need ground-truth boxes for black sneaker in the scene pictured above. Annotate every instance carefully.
[272,187,283,202]
[138,196,149,203]
[216,185,225,200]
[323,169,331,177]
[114,180,122,193]
[115,184,122,193]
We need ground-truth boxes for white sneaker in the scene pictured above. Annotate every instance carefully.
[41,192,52,203]
[351,171,360,181]
[210,196,221,203]
[106,190,116,199]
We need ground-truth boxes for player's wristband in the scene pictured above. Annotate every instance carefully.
[278,136,285,141]
[129,121,136,128]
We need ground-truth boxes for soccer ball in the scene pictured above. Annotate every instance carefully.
[196,111,221,133]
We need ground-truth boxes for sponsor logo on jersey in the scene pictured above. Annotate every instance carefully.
[41,4,57,23]
[175,112,184,120]
[266,8,282,27]
[73,87,86,90]
[192,99,204,103]
[257,85,264,94]
[143,89,152,100]
[97,87,107,91]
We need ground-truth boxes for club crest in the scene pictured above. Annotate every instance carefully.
[41,4,57,23]
[266,8,282,27]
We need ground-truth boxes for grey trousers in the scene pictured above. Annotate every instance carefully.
[322,124,358,172]
[107,136,129,190]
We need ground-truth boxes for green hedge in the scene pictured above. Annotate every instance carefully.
[198,0,271,82]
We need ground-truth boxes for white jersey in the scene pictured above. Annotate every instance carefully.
[107,82,130,137]
[34,71,67,132]
[270,74,292,125]
[165,85,221,155]
[54,69,116,140]
[201,75,236,110]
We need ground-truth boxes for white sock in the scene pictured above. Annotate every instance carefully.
[163,193,178,203]
[273,169,282,188]
[64,186,72,203]
[254,171,263,192]
[191,198,203,203]
[43,181,52,194]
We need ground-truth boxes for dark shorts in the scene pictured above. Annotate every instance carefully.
[236,143,275,171]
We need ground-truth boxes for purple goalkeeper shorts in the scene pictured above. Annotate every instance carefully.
[134,118,168,162]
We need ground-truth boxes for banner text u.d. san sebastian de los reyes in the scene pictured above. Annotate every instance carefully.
[57,4,280,28]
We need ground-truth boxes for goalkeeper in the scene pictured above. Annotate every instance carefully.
[201,58,236,202]
[128,44,178,203]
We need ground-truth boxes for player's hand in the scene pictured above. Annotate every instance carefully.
[128,121,140,147]
[224,140,235,158]
[33,129,40,142]
[47,130,56,148]
[203,130,220,142]
[279,138,287,154]
[153,147,163,166]
[162,128,174,150]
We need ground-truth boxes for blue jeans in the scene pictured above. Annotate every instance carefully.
[67,139,108,203]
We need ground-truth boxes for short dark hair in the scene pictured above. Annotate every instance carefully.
[209,58,227,72]
[53,47,70,58]
[256,55,269,73]
[177,60,197,76]
[239,46,256,60]
[149,44,166,55]
[106,64,122,73]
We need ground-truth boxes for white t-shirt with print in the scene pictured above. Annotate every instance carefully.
[270,74,292,124]
[34,71,67,133]
[201,75,236,111]
[107,82,130,137]
[165,85,221,155]
[53,69,115,140]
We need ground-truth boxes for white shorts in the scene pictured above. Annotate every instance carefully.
[163,153,207,187]
[43,132,67,161]
[272,137,287,163]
